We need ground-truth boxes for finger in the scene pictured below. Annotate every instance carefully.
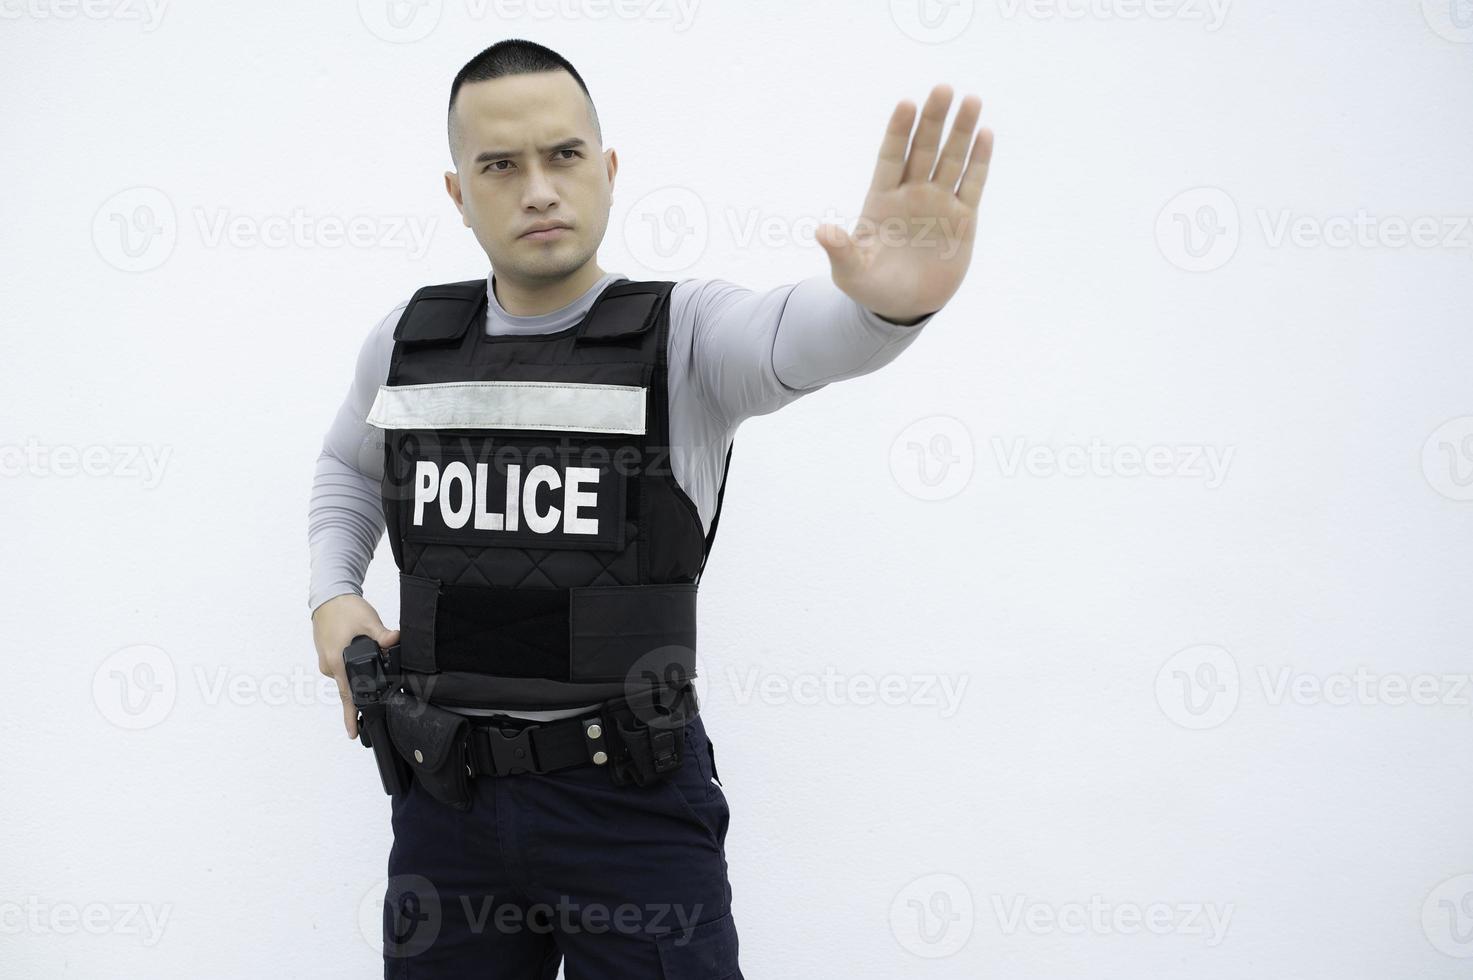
[869,100,917,194]
[816,223,860,280]
[900,84,954,185]
[336,670,358,739]
[957,127,995,209]
[930,94,982,189]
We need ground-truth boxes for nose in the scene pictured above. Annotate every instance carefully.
[521,162,559,213]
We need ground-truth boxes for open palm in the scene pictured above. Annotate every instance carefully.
[817,85,994,324]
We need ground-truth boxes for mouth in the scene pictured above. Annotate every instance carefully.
[519,224,572,241]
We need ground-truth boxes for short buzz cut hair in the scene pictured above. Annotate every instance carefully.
[447,39,601,165]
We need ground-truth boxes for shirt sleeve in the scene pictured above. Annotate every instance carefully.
[674,274,937,429]
[305,302,402,615]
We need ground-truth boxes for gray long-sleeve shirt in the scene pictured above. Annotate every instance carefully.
[308,269,934,718]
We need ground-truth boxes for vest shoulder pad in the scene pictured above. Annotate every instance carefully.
[577,280,675,344]
[393,279,487,344]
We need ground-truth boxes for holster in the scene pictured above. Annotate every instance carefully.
[343,635,411,797]
[599,683,697,788]
[384,690,473,810]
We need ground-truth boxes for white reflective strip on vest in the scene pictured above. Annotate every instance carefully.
[366,381,648,434]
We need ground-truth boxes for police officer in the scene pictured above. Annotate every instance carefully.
[308,38,993,979]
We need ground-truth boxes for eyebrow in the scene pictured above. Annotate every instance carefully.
[473,138,587,165]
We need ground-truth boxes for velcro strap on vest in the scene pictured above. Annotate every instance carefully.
[393,280,486,344]
[575,282,670,344]
[397,573,697,683]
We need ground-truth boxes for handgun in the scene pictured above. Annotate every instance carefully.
[342,634,411,796]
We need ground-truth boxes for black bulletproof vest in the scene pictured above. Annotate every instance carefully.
[368,277,732,709]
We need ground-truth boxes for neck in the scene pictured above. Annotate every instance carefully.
[492,260,607,317]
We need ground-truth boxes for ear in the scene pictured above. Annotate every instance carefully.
[444,170,469,228]
[604,147,618,198]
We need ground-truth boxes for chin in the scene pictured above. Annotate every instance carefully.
[503,246,585,281]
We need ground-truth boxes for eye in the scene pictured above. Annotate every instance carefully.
[554,149,579,161]
[483,160,513,174]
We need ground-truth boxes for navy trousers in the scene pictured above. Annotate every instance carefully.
[383,713,742,979]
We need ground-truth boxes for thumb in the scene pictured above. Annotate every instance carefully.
[816,223,860,277]
[374,626,401,649]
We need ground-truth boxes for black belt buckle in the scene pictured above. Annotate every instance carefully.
[486,725,538,776]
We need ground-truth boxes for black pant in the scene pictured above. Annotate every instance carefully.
[383,714,742,978]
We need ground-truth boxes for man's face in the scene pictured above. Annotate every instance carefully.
[445,70,614,282]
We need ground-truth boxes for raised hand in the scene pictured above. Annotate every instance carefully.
[816,85,994,324]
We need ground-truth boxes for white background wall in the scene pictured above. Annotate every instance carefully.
[3,0,1472,976]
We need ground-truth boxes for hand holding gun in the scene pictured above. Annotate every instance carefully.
[342,635,412,796]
